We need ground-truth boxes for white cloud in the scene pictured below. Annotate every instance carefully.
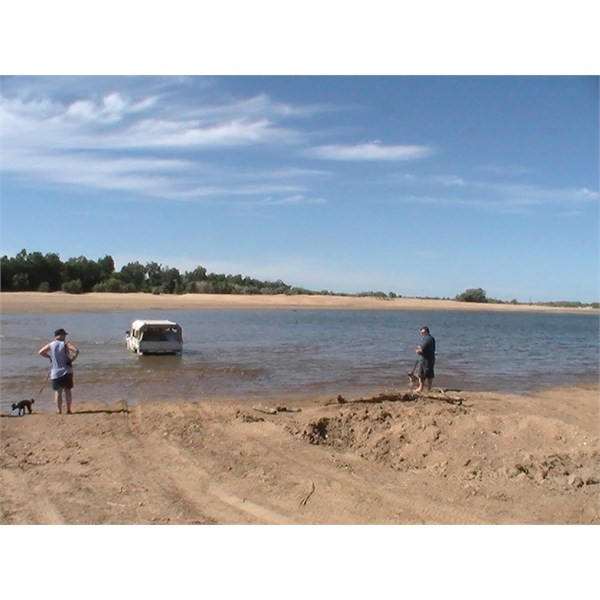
[0,87,317,202]
[243,167,332,180]
[389,172,599,214]
[479,163,532,176]
[2,85,315,147]
[174,183,305,200]
[187,93,329,121]
[2,94,302,152]
[398,181,599,214]
[575,187,599,199]
[146,118,298,148]
[429,174,466,186]
[305,141,435,161]
[485,182,600,206]
[245,194,327,207]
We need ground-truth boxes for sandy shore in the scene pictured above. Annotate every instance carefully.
[1,384,598,525]
[1,291,597,314]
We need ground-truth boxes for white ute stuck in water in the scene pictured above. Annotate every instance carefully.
[125,320,183,355]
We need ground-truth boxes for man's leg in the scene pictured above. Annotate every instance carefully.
[65,388,73,414]
[55,389,63,414]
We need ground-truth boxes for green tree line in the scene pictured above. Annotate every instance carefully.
[2,250,597,307]
[0,249,295,295]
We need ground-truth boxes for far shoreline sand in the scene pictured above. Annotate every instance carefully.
[1,291,597,314]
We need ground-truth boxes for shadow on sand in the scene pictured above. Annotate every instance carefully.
[1,407,130,418]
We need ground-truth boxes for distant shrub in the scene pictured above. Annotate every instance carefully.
[62,279,83,294]
[455,288,488,303]
[287,287,314,295]
[357,291,388,299]
[37,281,51,293]
[93,278,123,292]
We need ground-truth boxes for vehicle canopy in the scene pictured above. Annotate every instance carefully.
[129,320,182,341]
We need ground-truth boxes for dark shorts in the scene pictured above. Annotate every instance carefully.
[52,373,74,391]
[419,359,435,380]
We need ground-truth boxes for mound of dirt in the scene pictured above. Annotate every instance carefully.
[293,393,599,496]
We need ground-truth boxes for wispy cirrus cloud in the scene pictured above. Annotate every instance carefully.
[478,163,532,176]
[389,168,598,198]
[2,150,189,197]
[304,141,435,161]
[63,92,158,124]
[173,183,305,200]
[244,194,326,207]
[0,86,322,204]
[1,81,438,210]
[185,92,330,121]
[2,93,304,152]
[398,180,599,214]
[105,117,302,149]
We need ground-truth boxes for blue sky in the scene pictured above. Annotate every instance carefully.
[1,75,598,302]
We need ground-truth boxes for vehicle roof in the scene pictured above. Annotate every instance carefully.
[131,319,181,329]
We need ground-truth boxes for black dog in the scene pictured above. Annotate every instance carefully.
[12,399,35,416]
[407,371,419,388]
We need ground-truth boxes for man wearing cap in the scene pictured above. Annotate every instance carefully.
[38,329,80,414]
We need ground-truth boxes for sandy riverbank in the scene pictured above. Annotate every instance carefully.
[2,291,598,526]
[1,384,598,525]
[1,291,596,314]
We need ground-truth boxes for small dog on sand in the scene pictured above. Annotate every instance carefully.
[12,399,35,416]
[407,372,419,388]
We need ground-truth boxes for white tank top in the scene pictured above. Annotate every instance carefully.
[49,340,72,378]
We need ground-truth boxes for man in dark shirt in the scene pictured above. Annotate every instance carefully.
[415,326,435,393]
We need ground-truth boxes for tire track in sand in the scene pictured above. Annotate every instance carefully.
[235,421,485,524]
[126,402,295,524]
[0,469,65,524]
[146,436,296,524]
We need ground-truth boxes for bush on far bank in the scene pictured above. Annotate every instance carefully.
[62,279,83,294]
[455,287,488,303]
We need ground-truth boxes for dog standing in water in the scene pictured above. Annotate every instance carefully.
[12,399,35,416]
[407,371,419,388]
[407,359,419,388]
